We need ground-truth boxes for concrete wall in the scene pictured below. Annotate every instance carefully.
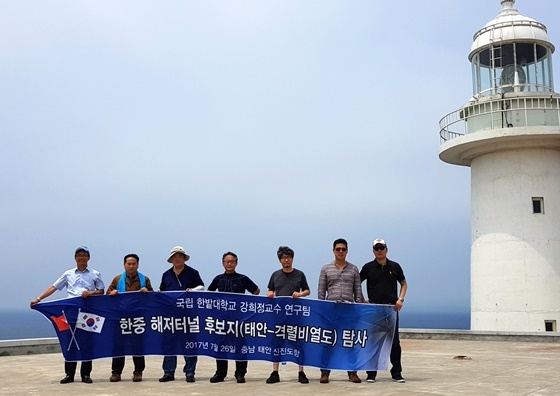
[471,146,560,331]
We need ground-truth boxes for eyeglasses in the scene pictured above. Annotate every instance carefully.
[223,260,237,264]
[334,247,347,252]
[373,246,386,251]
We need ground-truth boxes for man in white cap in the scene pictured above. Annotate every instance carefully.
[360,238,407,383]
[158,246,204,383]
[30,246,105,384]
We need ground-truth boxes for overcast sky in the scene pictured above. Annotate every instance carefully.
[1,0,558,316]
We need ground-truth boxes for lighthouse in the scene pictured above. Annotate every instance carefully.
[439,0,560,332]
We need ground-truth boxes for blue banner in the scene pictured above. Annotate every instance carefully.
[32,291,396,370]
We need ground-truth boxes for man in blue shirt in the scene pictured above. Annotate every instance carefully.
[30,246,105,384]
[158,246,204,383]
[207,251,260,383]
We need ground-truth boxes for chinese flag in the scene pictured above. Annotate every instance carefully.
[50,315,70,332]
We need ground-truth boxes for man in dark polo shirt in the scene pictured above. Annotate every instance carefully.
[207,251,260,384]
[360,238,407,383]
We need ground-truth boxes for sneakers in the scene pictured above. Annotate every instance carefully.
[235,374,246,383]
[319,373,329,383]
[348,372,362,383]
[266,371,280,384]
[159,374,175,382]
[186,374,196,382]
[298,371,309,384]
[210,374,225,383]
[366,373,376,383]
[392,374,406,383]
[109,373,121,382]
[132,372,142,382]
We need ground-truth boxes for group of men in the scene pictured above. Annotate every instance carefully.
[29,237,407,385]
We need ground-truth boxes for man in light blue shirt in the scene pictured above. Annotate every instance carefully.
[30,246,105,384]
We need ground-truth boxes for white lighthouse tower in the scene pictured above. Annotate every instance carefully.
[439,0,560,332]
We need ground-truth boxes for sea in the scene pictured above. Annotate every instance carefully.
[0,309,470,341]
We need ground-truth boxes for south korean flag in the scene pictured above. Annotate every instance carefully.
[76,311,105,333]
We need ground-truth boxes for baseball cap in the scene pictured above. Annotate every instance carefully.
[75,246,90,255]
[372,238,387,247]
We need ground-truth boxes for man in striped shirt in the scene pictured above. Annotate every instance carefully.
[317,238,364,384]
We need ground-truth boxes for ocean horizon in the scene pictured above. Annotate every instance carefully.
[0,309,470,341]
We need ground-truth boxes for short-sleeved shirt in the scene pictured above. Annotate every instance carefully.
[207,272,259,294]
[317,261,363,303]
[160,265,204,291]
[53,267,105,298]
[267,268,310,297]
[360,259,406,304]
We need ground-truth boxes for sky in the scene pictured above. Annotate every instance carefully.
[1,0,558,316]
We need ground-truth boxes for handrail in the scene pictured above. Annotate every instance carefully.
[440,96,560,144]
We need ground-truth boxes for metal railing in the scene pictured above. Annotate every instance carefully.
[439,96,560,144]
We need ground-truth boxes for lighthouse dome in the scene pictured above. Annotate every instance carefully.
[469,0,554,60]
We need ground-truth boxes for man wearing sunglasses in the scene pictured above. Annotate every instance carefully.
[317,238,364,384]
[360,238,407,384]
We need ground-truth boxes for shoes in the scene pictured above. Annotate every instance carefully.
[132,372,142,382]
[298,371,309,384]
[81,375,93,384]
[348,373,362,383]
[392,374,406,383]
[235,374,246,383]
[159,374,175,382]
[109,374,121,382]
[266,371,280,384]
[320,373,329,383]
[210,374,225,383]
[60,375,74,384]
[186,374,196,383]
[366,373,376,383]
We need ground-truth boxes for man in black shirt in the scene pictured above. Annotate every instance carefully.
[265,246,310,384]
[207,252,260,384]
[360,238,407,383]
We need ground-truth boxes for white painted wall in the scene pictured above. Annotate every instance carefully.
[470,145,560,331]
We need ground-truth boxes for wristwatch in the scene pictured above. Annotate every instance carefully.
[398,297,404,303]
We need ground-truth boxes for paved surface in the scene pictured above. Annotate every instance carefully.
[1,338,559,395]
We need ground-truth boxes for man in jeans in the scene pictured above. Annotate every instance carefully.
[360,238,407,383]
[158,246,204,383]
[317,238,364,384]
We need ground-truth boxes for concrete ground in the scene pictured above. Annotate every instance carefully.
[1,338,559,395]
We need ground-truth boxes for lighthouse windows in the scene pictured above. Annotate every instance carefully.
[532,197,544,214]
[544,320,556,332]
[470,42,554,97]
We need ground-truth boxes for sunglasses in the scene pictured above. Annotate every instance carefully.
[334,247,347,252]
[373,246,386,251]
